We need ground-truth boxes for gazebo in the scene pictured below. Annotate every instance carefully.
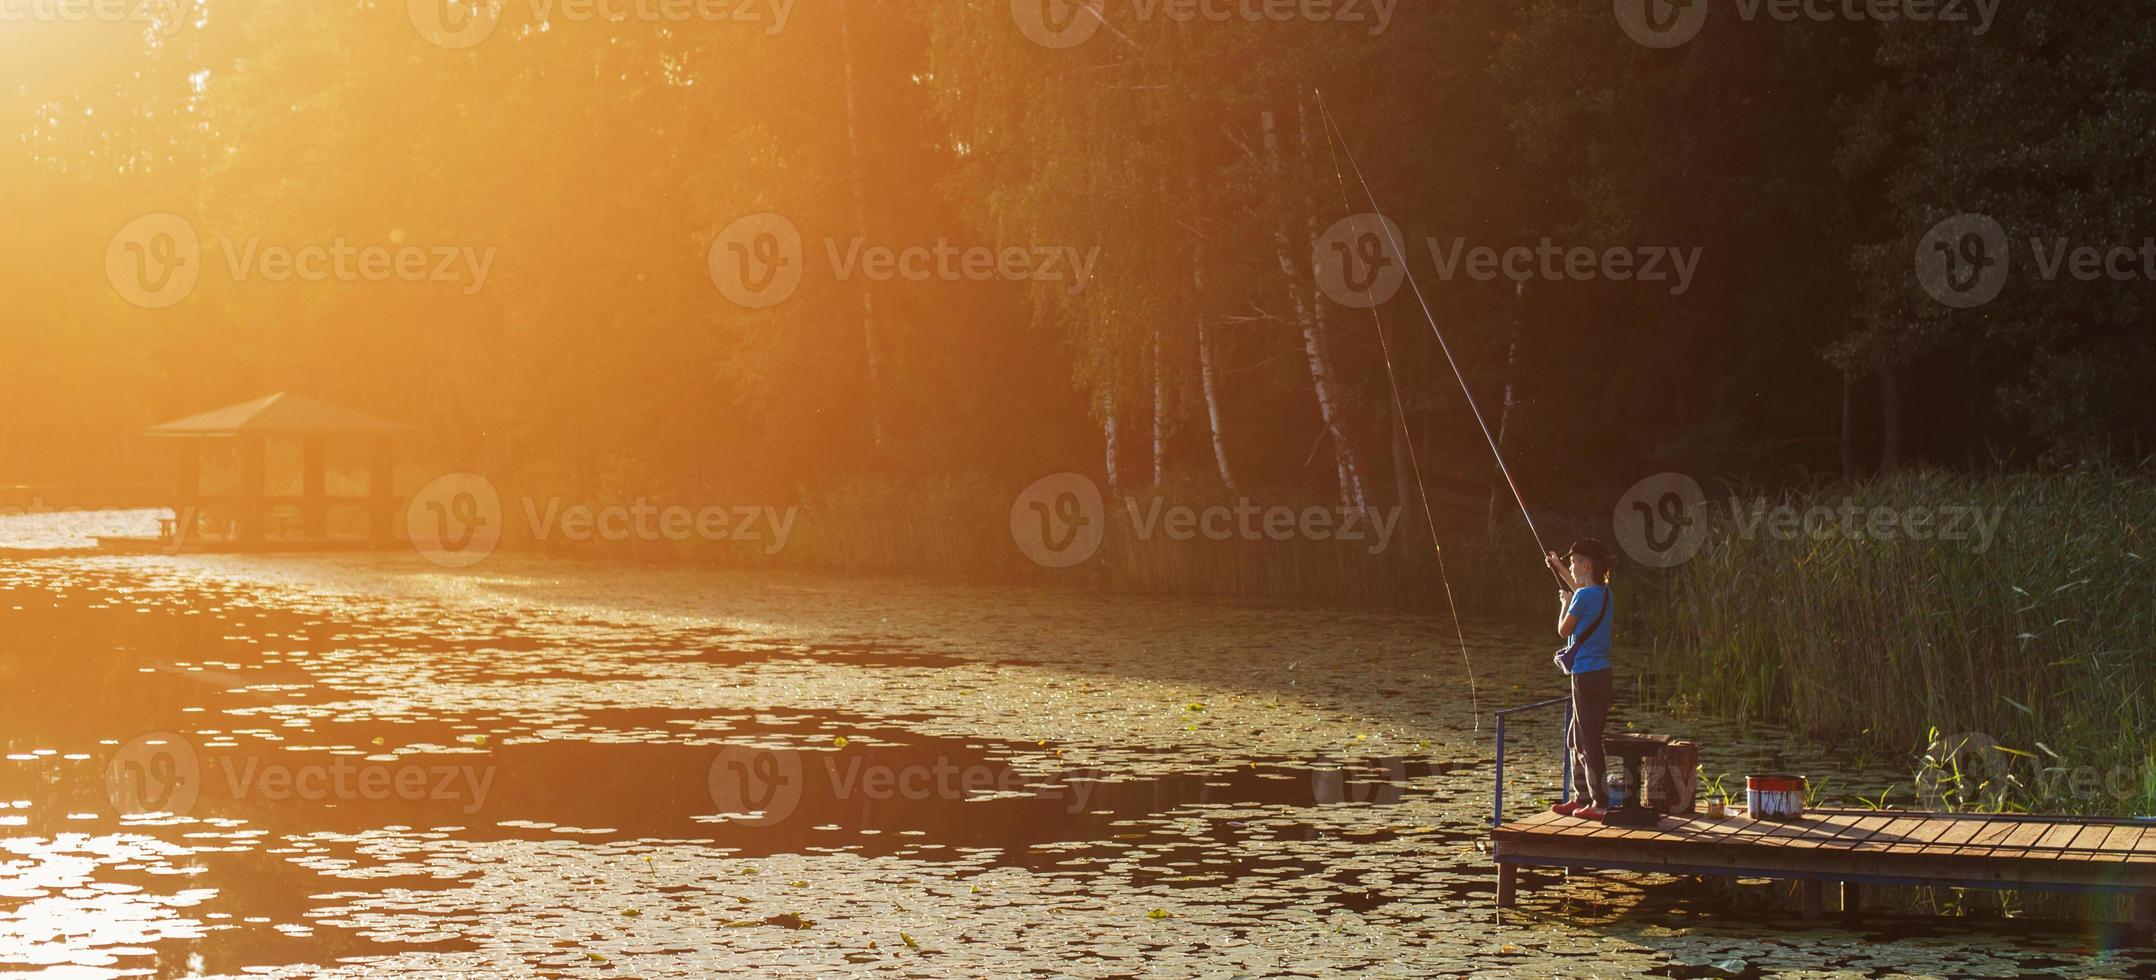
[137,393,414,550]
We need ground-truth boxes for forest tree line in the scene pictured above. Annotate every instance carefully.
[2,0,2150,525]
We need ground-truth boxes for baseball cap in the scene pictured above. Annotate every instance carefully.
[1564,538,1614,565]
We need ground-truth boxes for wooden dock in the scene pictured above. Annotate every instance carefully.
[1494,807,2156,930]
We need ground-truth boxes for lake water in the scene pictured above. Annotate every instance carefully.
[0,551,2146,976]
[0,508,167,552]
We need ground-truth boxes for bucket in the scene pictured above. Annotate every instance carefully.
[1746,774,1806,820]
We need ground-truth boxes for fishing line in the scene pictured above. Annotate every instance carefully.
[1312,89,1571,597]
[1312,92,1479,728]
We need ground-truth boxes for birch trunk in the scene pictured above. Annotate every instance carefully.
[1262,105,1368,512]
[1102,390,1121,492]
[1194,238,1239,494]
[836,0,884,456]
[1300,100,1370,511]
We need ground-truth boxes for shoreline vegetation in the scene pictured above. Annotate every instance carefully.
[1638,469,2156,818]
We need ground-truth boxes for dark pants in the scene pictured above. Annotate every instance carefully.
[1569,668,1614,807]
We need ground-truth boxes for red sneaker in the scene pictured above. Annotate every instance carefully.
[1574,806,1608,821]
[1550,801,1582,816]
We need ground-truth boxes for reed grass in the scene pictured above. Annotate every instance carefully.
[1635,469,2156,815]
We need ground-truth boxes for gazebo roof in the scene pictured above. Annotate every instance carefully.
[146,393,414,437]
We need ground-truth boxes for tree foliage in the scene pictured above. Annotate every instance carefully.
[2,3,2148,509]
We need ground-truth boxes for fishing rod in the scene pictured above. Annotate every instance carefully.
[1309,94,1486,727]
[1312,90,1575,597]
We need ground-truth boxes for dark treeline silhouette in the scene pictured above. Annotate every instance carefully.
[4,2,2149,519]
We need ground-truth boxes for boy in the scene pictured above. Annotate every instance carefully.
[1545,538,1614,820]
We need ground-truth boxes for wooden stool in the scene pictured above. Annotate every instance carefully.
[1601,734,1670,828]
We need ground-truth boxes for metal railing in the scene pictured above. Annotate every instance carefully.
[1492,695,1573,827]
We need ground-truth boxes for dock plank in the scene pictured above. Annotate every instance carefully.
[2118,826,2156,863]
[1773,811,1878,850]
[1951,819,2021,858]
[2028,822,2086,855]
[2066,824,2137,862]
[1604,819,1685,842]
[1986,820,2058,861]
[1723,814,1789,846]
[1817,814,1898,849]
[1748,817,1814,847]
[1670,815,1764,845]
[1851,813,1944,853]
[1916,816,1993,855]
[2081,825,2130,856]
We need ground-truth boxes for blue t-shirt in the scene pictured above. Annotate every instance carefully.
[1563,584,1613,674]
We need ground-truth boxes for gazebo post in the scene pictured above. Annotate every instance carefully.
[167,440,202,546]
[368,436,396,548]
[302,435,327,539]
[237,434,266,544]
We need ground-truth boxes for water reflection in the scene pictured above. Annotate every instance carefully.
[0,553,2147,976]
